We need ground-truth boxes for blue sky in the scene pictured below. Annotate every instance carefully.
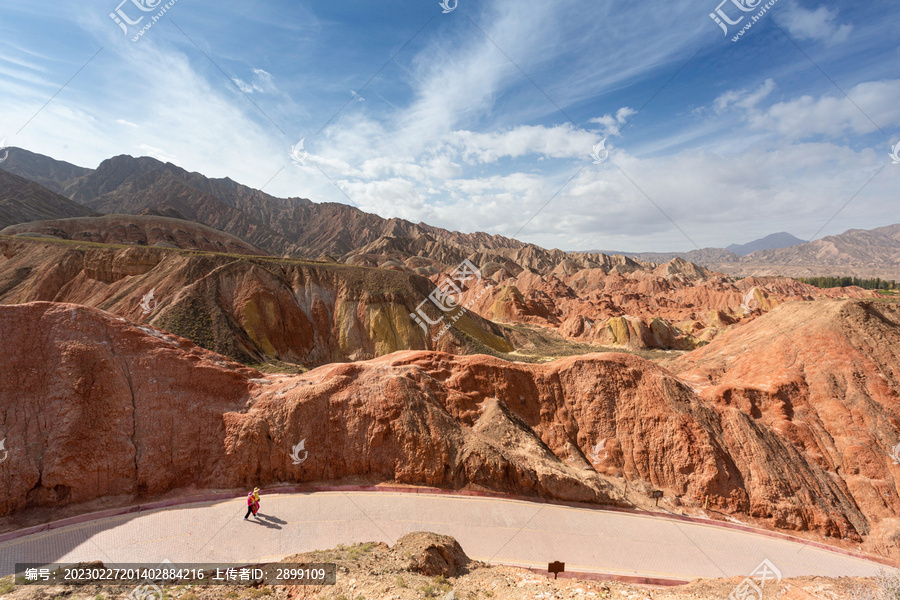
[0,0,898,252]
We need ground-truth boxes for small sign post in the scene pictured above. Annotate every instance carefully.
[548,561,565,580]
[652,490,663,506]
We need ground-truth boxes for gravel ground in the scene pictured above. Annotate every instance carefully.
[0,534,882,600]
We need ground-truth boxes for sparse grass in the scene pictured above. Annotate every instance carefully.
[0,576,14,594]
[247,360,308,375]
[346,541,376,560]
[496,322,688,363]
[395,575,408,588]
[873,290,900,304]
[851,568,900,599]
[433,574,451,593]
[247,587,272,597]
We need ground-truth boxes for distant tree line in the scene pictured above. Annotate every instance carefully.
[798,276,898,290]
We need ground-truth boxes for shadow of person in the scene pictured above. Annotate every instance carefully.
[259,514,287,524]
[250,514,282,529]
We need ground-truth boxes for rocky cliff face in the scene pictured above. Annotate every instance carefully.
[673,299,900,545]
[0,238,512,367]
[3,299,900,553]
[0,302,259,517]
[0,302,614,522]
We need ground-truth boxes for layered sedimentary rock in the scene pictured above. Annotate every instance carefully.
[4,299,900,551]
[0,214,266,256]
[0,238,511,367]
[0,302,613,520]
[453,257,872,351]
[673,299,900,541]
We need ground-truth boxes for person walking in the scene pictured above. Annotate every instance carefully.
[244,487,260,520]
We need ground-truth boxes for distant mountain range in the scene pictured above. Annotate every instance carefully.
[726,232,807,256]
[587,233,808,263]
[586,232,899,281]
[718,224,900,280]
[0,147,633,275]
[0,147,532,259]
[2,146,899,280]
[588,247,739,266]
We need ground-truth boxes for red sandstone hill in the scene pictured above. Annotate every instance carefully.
[0,214,266,255]
[4,299,900,558]
[0,237,512,367]
[0,235,873,369]
[672,299,900,552]
[0,302,617,524]
[455,257,873,351]
[345,234,874,351]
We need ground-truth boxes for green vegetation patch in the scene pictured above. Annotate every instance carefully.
[799,276,898,290]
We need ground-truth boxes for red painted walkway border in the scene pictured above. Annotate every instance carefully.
[517,565,689,587]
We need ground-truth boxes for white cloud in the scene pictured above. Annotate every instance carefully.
[136,144,177,163]
[447,124,597,163]
[711,77,900,140]
[0,62,58,89]
[0,53,47,72]
[513,141,895,250]
[232,68,277,94]
[2,0,897,255]
[588,107,636,137]
[714,79,776,113]
[780,5,852,44]
[232,79,254,93]
[302,111,896,251]
[616,107,636,125]
[750,79,900,139]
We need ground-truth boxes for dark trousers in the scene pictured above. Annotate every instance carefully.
[245,505,257,518]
